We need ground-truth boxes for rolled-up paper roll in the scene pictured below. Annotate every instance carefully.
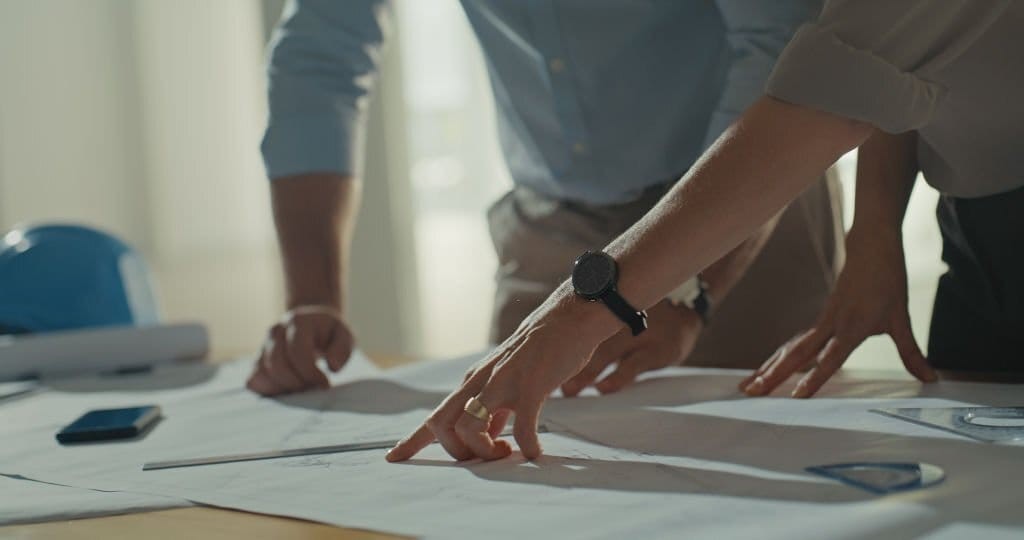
[0,323,208,381]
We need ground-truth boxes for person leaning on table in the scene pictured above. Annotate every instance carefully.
[386,0,1024,463]
[245,0,844,397]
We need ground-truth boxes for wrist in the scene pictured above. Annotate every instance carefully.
[848,220,902,245]
[287,304,343,318]
[543,282,624,346]
[846,225,903,259]
[285,291,343,313]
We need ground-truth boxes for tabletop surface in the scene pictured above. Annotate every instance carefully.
[4,353,1020,539]
[0,352,413,540]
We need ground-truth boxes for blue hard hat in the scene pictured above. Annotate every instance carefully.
[0,224,160,335]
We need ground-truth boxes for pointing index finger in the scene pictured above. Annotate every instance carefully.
[386,423,435,462]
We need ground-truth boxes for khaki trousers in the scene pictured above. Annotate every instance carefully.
[487,170,844,369]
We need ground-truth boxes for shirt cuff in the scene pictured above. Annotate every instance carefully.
[260,108,365,180]
[765,25,947,133]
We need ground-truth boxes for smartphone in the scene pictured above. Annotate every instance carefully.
[56,405,162,444]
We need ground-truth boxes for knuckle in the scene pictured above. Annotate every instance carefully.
[425,413,447,432]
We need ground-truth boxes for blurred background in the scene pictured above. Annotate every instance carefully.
[0,0,942,371]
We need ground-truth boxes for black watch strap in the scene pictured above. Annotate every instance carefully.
[692,287,712,325]
[602,289,648,336]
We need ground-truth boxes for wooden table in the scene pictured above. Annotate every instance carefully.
[0,352,416,540]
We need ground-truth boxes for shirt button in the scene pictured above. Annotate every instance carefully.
[572,142,587,155]
[549,58,565,73]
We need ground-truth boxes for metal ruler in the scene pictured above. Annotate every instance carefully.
[143,424,548,471]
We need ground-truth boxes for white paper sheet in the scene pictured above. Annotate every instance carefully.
[0,351,380,525]
[0,380,38,402]
[0,474,192,526]
[4,356,1023,538]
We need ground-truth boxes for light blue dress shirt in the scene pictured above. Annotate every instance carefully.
[262,0,821,205]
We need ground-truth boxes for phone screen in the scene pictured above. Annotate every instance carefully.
[68,407,153,430]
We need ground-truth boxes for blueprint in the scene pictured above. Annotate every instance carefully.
[0,351,380,525]
[4,354,1024,539]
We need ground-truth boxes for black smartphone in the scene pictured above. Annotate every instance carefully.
[56,405,162,444]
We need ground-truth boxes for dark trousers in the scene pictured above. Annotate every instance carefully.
[929,185,1024,372]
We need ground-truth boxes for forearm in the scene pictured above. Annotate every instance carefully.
[552,97,873,340]
[701,215,780,305]
[610,98,870,309]
[271,173,361,311]
[849,131,919,240]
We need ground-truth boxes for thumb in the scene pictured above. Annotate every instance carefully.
[323,323,354,372]
[890,314,936,383]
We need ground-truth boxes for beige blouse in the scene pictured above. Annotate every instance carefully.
[766,0,1022,198]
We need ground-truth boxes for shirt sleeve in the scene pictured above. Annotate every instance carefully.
[766,0,1009,134]
[701,0,824,150]
[261,0,392,180]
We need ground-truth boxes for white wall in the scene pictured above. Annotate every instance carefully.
[0,1,281,358]
[0,1,148,245]
[130,0,284,358]
[0,0,422,360]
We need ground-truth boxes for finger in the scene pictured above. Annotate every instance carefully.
[739,344,785,390]
[747,328,830,396]
[513,397,544,460]
[245,363,279,396]
[561,343,622,397]
[247,339,281,395]
[430,419,475,462]
[740,327,821,391]
[324,323,353,372]
[386,424,435,462]
[455,394,512,461]
[890,315,937,383]
[285,328,330,390]
[421,385,488,462]
[595,355,645,394]
[262,326,306,394]
[488,409,512,439]
[792,337,857,398]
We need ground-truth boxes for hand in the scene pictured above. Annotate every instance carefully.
[386,290,618,462]
[561,300,702,396]
[739,229,937,398]
[246,306,355,396]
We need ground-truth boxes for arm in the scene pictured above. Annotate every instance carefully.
[247,173,360,395]
[697,0,818,300]
[598,98,867,321]
[701,217,779,304]
[559,216,779,397]
[388,0,1009,463]
[388,97,872,462]
[702,0,822,149]
[272,173,360,314]
[741,131,936,398]
[850,132,918,232]
[558,0,813,396]
[247,0,391,396]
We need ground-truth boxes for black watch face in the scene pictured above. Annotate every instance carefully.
[572,251,617,299]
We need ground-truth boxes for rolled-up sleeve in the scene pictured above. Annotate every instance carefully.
[702,0,823,149]
[261,0,392,180]
[766,0,1009,133]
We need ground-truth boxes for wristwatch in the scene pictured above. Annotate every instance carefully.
[571,251,648,336]
[667,275,712,325]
